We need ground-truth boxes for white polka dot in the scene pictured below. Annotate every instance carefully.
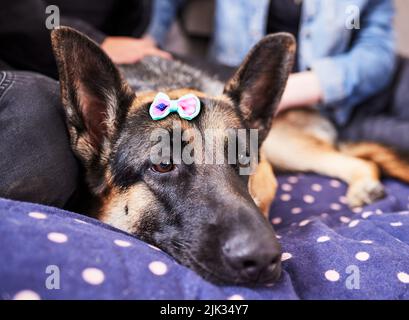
[28,212,47,219]
[360,240,373,244]
[303,195,315,204]
[281,183,293,192]
[390,222,403,227]
[399,211,409,215]
[47,232,68,243]
[13,290,41,300]
[276,234,282,239]
[280,194,291,202]
[352,207,363,214]
[362,211,373,219]
[330,180,341,188]
[325,270,340,282]
[74,218,88,224]
[291,207,302,215]
[272,217,282,225]
[114,239,132,247]
[82,268,105,285]
[321,213,329,218]
[376,209,383,215]
[228,294,244,300]
[287,176,298,184]
[311,184,323,192]
[281,252,293,261]
[397,272,409,284]
[339,196,348,204]
[355,251,370,261]
[348,220,360,228]
[149,261,168,276]
[330,203,342,211]
[317,236,331,243]
[299,219,311,227]
[339,216,351,223]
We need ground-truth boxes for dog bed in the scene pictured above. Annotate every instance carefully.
[0,174,408,300]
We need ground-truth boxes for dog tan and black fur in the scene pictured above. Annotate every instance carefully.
[51,27,296,285]
[51,27,409,286]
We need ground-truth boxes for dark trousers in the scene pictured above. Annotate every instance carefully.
[0,71,78,208]
[340,57,409,151]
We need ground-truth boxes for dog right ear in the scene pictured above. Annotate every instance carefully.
[224,33,295,142]
[51,27,134,168]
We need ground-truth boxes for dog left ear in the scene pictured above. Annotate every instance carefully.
[51,27,134,165]
[224,33,295,141]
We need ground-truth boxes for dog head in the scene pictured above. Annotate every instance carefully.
[51,27,295,285]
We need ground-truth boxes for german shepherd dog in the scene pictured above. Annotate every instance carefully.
[51,27,409,286]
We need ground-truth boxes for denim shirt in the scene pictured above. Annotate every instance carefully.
[148,0,396,125]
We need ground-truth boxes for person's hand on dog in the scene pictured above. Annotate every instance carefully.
[276,71,323,114]
[101,36,172,64]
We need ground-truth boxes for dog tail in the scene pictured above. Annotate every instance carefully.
[340,142,409,183]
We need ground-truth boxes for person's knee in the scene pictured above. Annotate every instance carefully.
[0,71,79,208]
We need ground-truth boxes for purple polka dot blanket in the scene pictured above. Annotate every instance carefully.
[1,174,408,300]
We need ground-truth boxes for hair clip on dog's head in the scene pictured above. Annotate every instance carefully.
[149,92,201,121]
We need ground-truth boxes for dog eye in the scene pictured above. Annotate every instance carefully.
[151,161,175,173]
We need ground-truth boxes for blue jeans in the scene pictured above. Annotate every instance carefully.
[0,71,78,208]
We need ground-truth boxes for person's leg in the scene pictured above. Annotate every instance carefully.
[341,116,409,152]
[0,71,78,208]
[340,56,409,152]
[390,57,409,120]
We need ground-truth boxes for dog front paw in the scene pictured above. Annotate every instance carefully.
[346,179,386,208]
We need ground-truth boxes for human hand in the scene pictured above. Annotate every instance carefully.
[276,71,323,114]
[101,36,172,64]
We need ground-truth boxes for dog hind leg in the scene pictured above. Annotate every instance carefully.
[340,142,409,183]
[262,124,385,208]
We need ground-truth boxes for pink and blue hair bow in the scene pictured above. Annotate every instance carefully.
[149,92,201,121]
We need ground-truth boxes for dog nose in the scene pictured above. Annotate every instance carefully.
[222,233,282,283]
